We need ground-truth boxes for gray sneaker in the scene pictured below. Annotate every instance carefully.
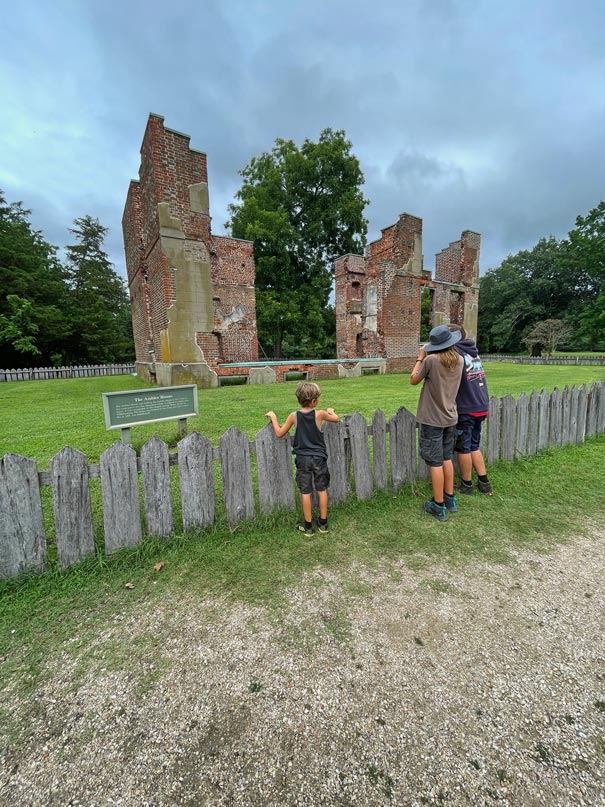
[423,500,448,522]
[477,479,493,495]
[456,482,474,495]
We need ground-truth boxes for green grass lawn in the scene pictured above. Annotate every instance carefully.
[1,363,604,467]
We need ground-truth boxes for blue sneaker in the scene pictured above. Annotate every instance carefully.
[444,493,458,512]
[423,501,447,522]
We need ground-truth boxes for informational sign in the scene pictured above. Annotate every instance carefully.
[102,385,198,430]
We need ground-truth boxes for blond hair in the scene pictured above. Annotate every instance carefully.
[437,346,460,370]
[296,381,321,407]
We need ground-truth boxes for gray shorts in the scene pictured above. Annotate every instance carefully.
[295,455,330,494]
[418,424,456,468]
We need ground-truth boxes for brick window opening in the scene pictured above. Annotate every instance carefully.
[420,287,434,342]
[361,367,380,376]
[284,370,308,381]
[218,375,249,386]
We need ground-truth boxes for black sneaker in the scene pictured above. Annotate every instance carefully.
[296,522,315,536]
[456,481,474,495]
[477,479,493,495]
[317,521,329,534]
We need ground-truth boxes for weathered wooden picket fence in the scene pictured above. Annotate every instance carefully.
[483,355,605,366]
[0,364,136,382]
[1,382,604,582]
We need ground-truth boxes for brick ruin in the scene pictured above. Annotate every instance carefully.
[122,113,258,387]
[335,214,481,373]
[123,116,480,386]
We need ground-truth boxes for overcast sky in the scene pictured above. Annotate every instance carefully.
[1,0,604,281]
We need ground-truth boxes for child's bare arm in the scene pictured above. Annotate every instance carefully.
[317,407,339,424]
[410,348,427,386]
[265,411,296,438]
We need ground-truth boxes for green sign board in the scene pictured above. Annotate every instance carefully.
[102,385,198,430]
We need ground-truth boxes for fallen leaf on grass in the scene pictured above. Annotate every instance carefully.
[124,582,135,589]
[153,562,165,572]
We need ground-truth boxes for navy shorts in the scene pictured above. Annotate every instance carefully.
[418,424,456,468]
[295,455,330,494]
[455,413,486,454]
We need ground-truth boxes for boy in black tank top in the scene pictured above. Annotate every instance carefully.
[266,382,339,536]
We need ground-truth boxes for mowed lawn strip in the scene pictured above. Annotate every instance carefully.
[1,363,604,467]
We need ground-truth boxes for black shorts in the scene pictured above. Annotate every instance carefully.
[418,424,456,468]
[294,455,330,494]
[455,413,487,454]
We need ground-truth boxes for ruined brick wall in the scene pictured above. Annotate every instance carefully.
[122,114,258,380]
[334,213,481,363]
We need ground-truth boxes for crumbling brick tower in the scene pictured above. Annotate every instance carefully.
[335,213,480,370]
[122,114,258,387]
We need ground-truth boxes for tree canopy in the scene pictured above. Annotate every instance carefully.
[227,129,368,358]
[478,201,605,353]
[0,191,134,368]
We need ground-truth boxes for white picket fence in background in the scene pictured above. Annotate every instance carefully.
[1,382,604,582]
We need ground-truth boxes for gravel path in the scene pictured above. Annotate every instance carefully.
[1,526,604,806]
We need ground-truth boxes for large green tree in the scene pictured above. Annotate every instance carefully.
[0,191,71,367]
[227,129,368,358]
[63,216,134,364]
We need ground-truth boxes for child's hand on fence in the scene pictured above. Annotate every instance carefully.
[326,407,336,416]
[265,411,276,420]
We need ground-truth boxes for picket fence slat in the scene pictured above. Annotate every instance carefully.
[0,453,47,579]
[220,427,255,524]
[561,386,572,446]
[348,413,373,500]
[500,394,516,462]
[390,407,416,489]
[537,389,550,450]
[549,387,563,447]
[372,409,388,491]
[50,447,95,569]
[323,421,349,504]
[515,392,528,458]
[576,384,588,443]
[141,437,173,538]
[597,381,605,434]
[178,432,215,530]
[487,396,501,464]
[100,442,142,554]
[526,390,539,456]
[255,424,296,515]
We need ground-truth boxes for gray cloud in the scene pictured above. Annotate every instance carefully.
[1,0,604,281]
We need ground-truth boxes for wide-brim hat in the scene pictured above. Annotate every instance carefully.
[424,324,462,353]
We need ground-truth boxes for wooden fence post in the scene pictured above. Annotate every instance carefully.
[141,437,174,538]
[526,390,539,456]
[50,446,95,568]
[537,389,550,450]
[549,387,562,447]
[372,409,388,491]
[576,384,588,443]
[178,431,215,530]
[568,386,579,446]
[0,454,47,579]
[500,394,516,461]
[255,424,296,515]
[220,427,255,524]
[515,392,528,458]
[486,396,501,465]
[390,407,416,490]
[348,412,373,500]
[100,441,142,554]
[561,386,572,446]
[323,420,349,504]
[597,381,605,434]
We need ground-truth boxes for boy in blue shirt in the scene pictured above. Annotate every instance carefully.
[449,324,493,495]
[266,382,339,535]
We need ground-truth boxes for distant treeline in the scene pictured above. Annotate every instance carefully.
[477,201,605,354]
[0,190,134,369]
